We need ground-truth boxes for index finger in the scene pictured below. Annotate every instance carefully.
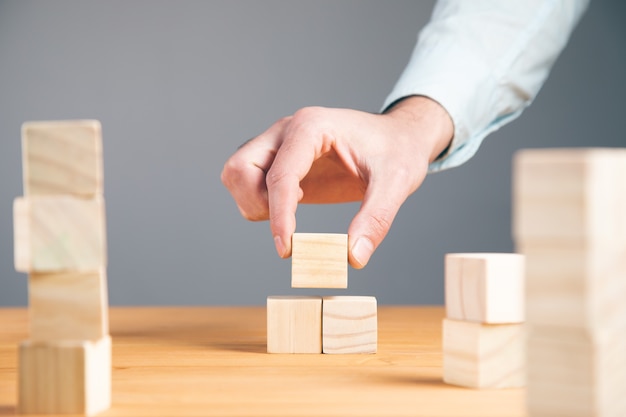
[265,109,332,257]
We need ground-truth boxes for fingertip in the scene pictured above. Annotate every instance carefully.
[274,235,291,258]
[349,236,373,269]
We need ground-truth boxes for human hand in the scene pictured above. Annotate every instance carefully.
[221,96,453,268]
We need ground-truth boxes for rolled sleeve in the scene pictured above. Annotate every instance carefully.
[383,0,590,172]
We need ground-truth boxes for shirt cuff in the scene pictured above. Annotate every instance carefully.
[381,0,589,173]
[381,35,522,173]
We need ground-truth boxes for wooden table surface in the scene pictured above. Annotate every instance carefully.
[0,306,525,416]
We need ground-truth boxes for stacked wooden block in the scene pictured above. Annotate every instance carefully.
[267,233,377,354]
[513,148,626,416]
[442,253,526,388]
[13,121,111,415]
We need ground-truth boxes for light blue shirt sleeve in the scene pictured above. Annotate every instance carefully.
[382,0,590,172]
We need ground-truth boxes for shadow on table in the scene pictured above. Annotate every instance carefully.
[111,319,266,354]
[208,341,266,354]
[369,373,450,388]
[0,405,16,415]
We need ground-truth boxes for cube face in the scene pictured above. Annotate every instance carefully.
[29,269,109,342]
[442,319,525,389]
[18,336,111,415]
[322,296,377,354]
[267,296,322,353]
[513,148,626,242]
[14,196,107,273]
[520,240,626,329]
[22,120,103,198]
[527,325,626,417]
[291,233,348,289]
[445,253,525,324]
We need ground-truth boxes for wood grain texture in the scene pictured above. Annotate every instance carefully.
[443,319,525,389]
[18,336,111,416]
[13,195,107,273]
[267,296,322,353]
[0,307,527,417]
[518,239,626,329]
[445,253,525,324]
[22,120,103,198]
[291,233,347,288]
[322,296,377,354]
[28,269,109,342]
[527,325,626,417]
[513,148,626,242]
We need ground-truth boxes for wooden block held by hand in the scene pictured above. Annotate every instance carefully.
[443,318,525,389]
[292,233,348,289]
[29,269,109,342]
[22,120,103,197]
[322,296,377,354]
[445,253,525,324]
[13,195,107,273]
[18,336,111,416]
[267,296,322,353]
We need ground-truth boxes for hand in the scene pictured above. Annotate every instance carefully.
[221,96,453,268]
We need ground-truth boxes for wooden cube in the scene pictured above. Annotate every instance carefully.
[22,120,103,198]
[527,325,626,417]
[14,195,107,273]
[442,318,525,389]
[519,239,626,329]
[18,336,111,415]
[29,269,109,342]
[513,148,626,242]
[267,296,322,353]
[322,296,377,354]
[292,233,348,289]
[445,253,525,324]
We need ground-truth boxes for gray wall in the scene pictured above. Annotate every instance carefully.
[1,1,624,307]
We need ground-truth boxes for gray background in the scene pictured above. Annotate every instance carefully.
[0,1,624,307]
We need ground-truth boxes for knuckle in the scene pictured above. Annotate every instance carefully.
[276,115,293,126]
[363,208,393,242]
[290,107,328,133]
[385,162,423,196]
[220,156,244,188]
[265,166,291,189]
[222,156,271,221]
[292,106,323,121]
[392,166,416,191]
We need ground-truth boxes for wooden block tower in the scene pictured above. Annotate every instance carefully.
[513,148,626,416]
[442,253,526,389]
[13,120,111,415]
[267,233,377,354]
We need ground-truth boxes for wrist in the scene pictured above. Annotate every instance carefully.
[384,95,454,163]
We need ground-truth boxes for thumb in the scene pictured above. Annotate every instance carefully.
[347,171,413,269]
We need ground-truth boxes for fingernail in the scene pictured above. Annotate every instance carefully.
[274,235,287,258]
[351,237,373,268]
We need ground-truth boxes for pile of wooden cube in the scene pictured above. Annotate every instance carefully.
[13,121,111,415]
[442,252,526,389]
[513,148,626,416]
[267,233,377,354]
